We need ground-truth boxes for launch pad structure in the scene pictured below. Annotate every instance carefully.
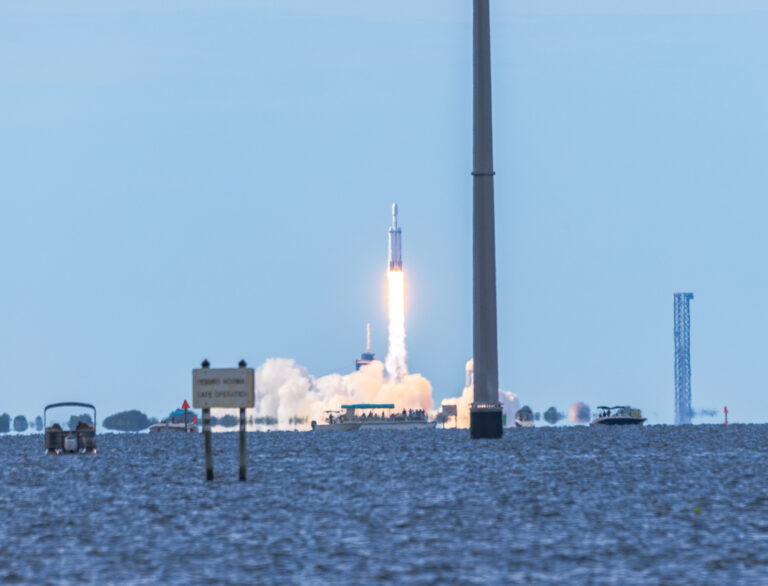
[674,293,694,425]
[355,323,375,371]
[470,0,503,439]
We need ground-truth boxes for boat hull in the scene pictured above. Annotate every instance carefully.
[514,420,535,428]
[149,422,199,433]
[359,420,436,430]
[311,422,362,432]
[590,417,646,426]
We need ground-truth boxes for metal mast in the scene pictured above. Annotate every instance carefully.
[674,293,694,425]
[470,0,502,438]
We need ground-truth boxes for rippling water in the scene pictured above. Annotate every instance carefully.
[1,425,767,584]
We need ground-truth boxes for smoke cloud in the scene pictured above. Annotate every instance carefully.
[213,358,433,431]
[569,402,591,424]
[438,359,519,428]
[212,354,525,432]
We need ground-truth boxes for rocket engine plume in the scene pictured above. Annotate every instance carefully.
[386,268,407,381]
[386,203,408,381]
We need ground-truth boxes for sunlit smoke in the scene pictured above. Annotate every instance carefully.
[439,358,519,428]
[569,402,591,424]
[385,269,408,381]
[211,358,433,431]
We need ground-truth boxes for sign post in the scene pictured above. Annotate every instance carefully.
[203,406,213,480]
[239,407,246,480]
[237,360,248,481]
[193,359,255,481]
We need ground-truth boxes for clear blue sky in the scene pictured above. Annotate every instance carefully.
[2,0,767,423]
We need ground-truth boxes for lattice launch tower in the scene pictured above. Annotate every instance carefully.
[674,293,694,425]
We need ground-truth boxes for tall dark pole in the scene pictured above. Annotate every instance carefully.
[470,0,503,439]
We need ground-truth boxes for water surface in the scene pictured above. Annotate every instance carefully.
[1,425,766,584]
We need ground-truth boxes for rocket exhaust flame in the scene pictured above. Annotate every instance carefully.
[211,203,438,430]
[386,268,407,382]
[385,203,408,382]
[204,210,436,430]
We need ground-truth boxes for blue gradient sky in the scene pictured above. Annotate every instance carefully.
[2,1,767,423]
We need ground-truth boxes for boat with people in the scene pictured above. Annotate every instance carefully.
[311,411,362,432]
[590,405,646,426]
[310,404,436,431]
[149,408,198,433]
[342,404,436,430]
[44,402,97,455]
[514,406,535,428]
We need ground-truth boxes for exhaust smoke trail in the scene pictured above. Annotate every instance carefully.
[208,204,439,431]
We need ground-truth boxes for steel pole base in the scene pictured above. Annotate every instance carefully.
[470,405,503,439]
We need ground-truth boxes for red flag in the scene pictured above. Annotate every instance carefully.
[182,400,190,409]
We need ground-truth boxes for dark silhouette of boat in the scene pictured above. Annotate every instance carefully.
[514,406,535,428]
[44,402,97,454]
[590,406,646,426]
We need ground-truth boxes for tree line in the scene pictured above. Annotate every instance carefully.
[0,414,43,433]
[0,410,155,433]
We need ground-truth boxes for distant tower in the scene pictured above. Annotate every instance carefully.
[674,293,694,425]
[355,323,375,371]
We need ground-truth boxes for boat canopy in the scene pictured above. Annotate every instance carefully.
[341,404,395,409]
[597,406,639,416]
[44,402,96,412]
[43,402,97,431]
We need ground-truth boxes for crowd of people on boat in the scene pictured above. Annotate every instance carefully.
[357,409,427,422]
[596,406,642,419]
[327,408,428,424]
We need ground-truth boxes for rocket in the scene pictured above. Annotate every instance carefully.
[388,203,402,271]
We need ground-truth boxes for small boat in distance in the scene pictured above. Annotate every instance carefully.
[311,411,362,432]
[149,408,198,433]
[514,406,535,428]
[590,406,646,426]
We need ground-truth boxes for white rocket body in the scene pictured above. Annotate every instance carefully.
[388,203,402,271]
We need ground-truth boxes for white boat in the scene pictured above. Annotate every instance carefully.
[310,421,362,432]
[342,404,437,430]
[149,421,198,433]
[149,408,198,433]
[514,406,535,428]
[590,405,646,427]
